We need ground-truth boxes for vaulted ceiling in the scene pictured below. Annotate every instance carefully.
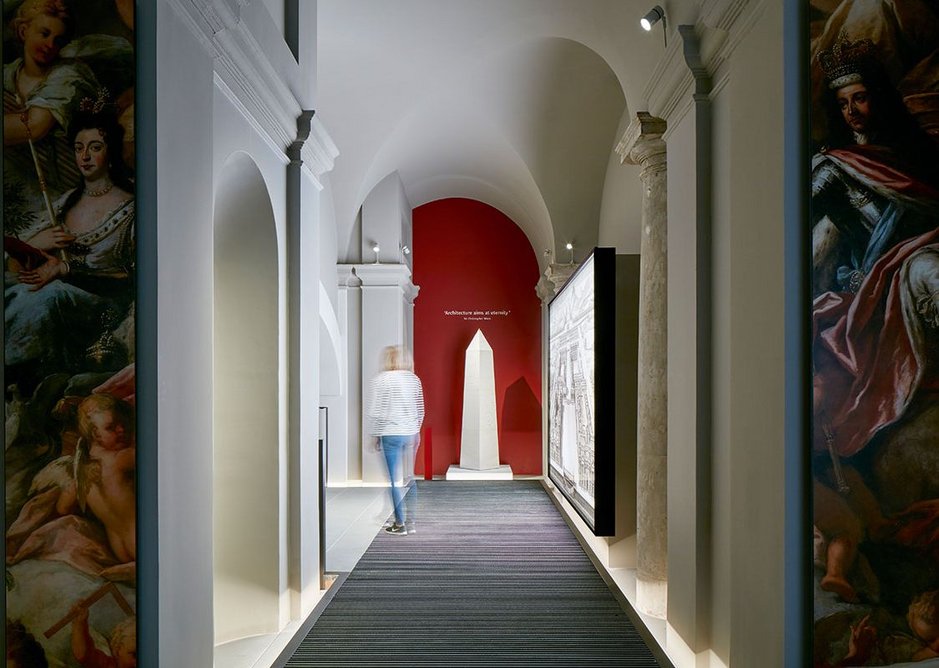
[317,0,696,267]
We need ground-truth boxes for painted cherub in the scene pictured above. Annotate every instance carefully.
[71,607,136,668]
[908,589,939,661]
[73,393,136,580]
[6,393,135,581]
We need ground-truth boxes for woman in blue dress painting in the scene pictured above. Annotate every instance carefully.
[5,107,135,391]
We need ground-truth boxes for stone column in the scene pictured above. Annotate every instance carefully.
[617,112,668,618]
[536,262,577,476]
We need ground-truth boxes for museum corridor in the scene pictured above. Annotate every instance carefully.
[280,481,665,667]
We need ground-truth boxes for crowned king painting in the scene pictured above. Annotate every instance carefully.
[810,1,939,664]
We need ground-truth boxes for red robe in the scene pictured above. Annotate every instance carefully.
[813,146,939,457]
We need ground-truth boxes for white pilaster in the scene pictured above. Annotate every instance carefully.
[338,263,419,483]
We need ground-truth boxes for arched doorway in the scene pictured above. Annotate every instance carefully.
[212,153,281,644]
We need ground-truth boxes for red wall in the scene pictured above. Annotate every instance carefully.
[413,198,542,476]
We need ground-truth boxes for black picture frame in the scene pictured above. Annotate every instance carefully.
[546,246,615,536]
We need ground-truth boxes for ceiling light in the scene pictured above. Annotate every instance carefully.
[640,5,664,31]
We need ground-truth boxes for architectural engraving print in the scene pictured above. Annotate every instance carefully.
[548,254,597,526]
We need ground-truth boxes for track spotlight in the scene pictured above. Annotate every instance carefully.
[640,5,667,47]
[640,5,664,31]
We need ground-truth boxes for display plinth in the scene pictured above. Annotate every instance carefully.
[445,464,514,480]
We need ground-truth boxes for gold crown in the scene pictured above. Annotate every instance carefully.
[819,37,875,90]
[78,88,113,114]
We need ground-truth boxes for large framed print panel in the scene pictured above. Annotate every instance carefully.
[548,247,614,536]
[809,3,939,665]
[3,0,137,665]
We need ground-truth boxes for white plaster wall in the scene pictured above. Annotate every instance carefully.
[598,108,643,254]
[399,177,413,273]
[322,390,348,484]
[360,283,409,482]
[361,172,410,263]
[212,153,281,642]
[319,284,342,398]
[298,171,323,614]
[212,77,293,638]
[262,0,286,36]
[319,179,339,312]
[725,3,785,664]
[156,0,324,660]
[318,179,344,485]
[710,77,733,664]
[342,283,363,481]
[662,4,786,664]
[156,6,216,665]
[664,107,700,650]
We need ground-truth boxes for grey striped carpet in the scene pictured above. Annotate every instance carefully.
[285,480,662,667]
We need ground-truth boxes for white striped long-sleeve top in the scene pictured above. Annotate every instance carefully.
[366,370,425,436]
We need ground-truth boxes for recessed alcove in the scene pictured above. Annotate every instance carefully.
[212,152,281,645]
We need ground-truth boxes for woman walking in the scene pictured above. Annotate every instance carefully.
[367,345,424,535]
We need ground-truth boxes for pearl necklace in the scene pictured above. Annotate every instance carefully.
[84,182,113,197]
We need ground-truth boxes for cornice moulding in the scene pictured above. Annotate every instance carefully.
[213,72,288,166]
[302,116,340,187]
[166,0,329,175]
[337,264,414,289]
[700,0,751,32]
[639,0,764,124]
[165,0,220,57]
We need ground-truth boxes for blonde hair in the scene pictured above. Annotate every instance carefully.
[13,0,72,42]
[380,345,413,372]
[911,590,939,626]
[109,616,136,656]
[77,393,134,442]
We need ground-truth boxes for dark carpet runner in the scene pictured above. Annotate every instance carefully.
[283,480,663,667]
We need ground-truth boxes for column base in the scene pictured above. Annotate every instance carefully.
[637,576,668,619]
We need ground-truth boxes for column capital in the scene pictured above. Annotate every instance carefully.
[536,276,555,303]
[536,263,578,303]
[337,263,410,287]
[337,265,363,288]
[616,112,667,169]
[337,263,419,303]
[403,282,421,305]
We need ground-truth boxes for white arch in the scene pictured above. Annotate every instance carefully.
[212,151,281,644]
[320,10,628,270]
[319,281,343,397]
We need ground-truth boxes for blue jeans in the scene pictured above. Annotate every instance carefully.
[381,435,417,525]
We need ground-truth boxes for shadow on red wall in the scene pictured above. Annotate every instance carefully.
[413,198,542,476]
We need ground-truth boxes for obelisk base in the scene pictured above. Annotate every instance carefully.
[445,464,514,481]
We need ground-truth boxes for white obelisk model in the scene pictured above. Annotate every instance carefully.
[447,329,513,479]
